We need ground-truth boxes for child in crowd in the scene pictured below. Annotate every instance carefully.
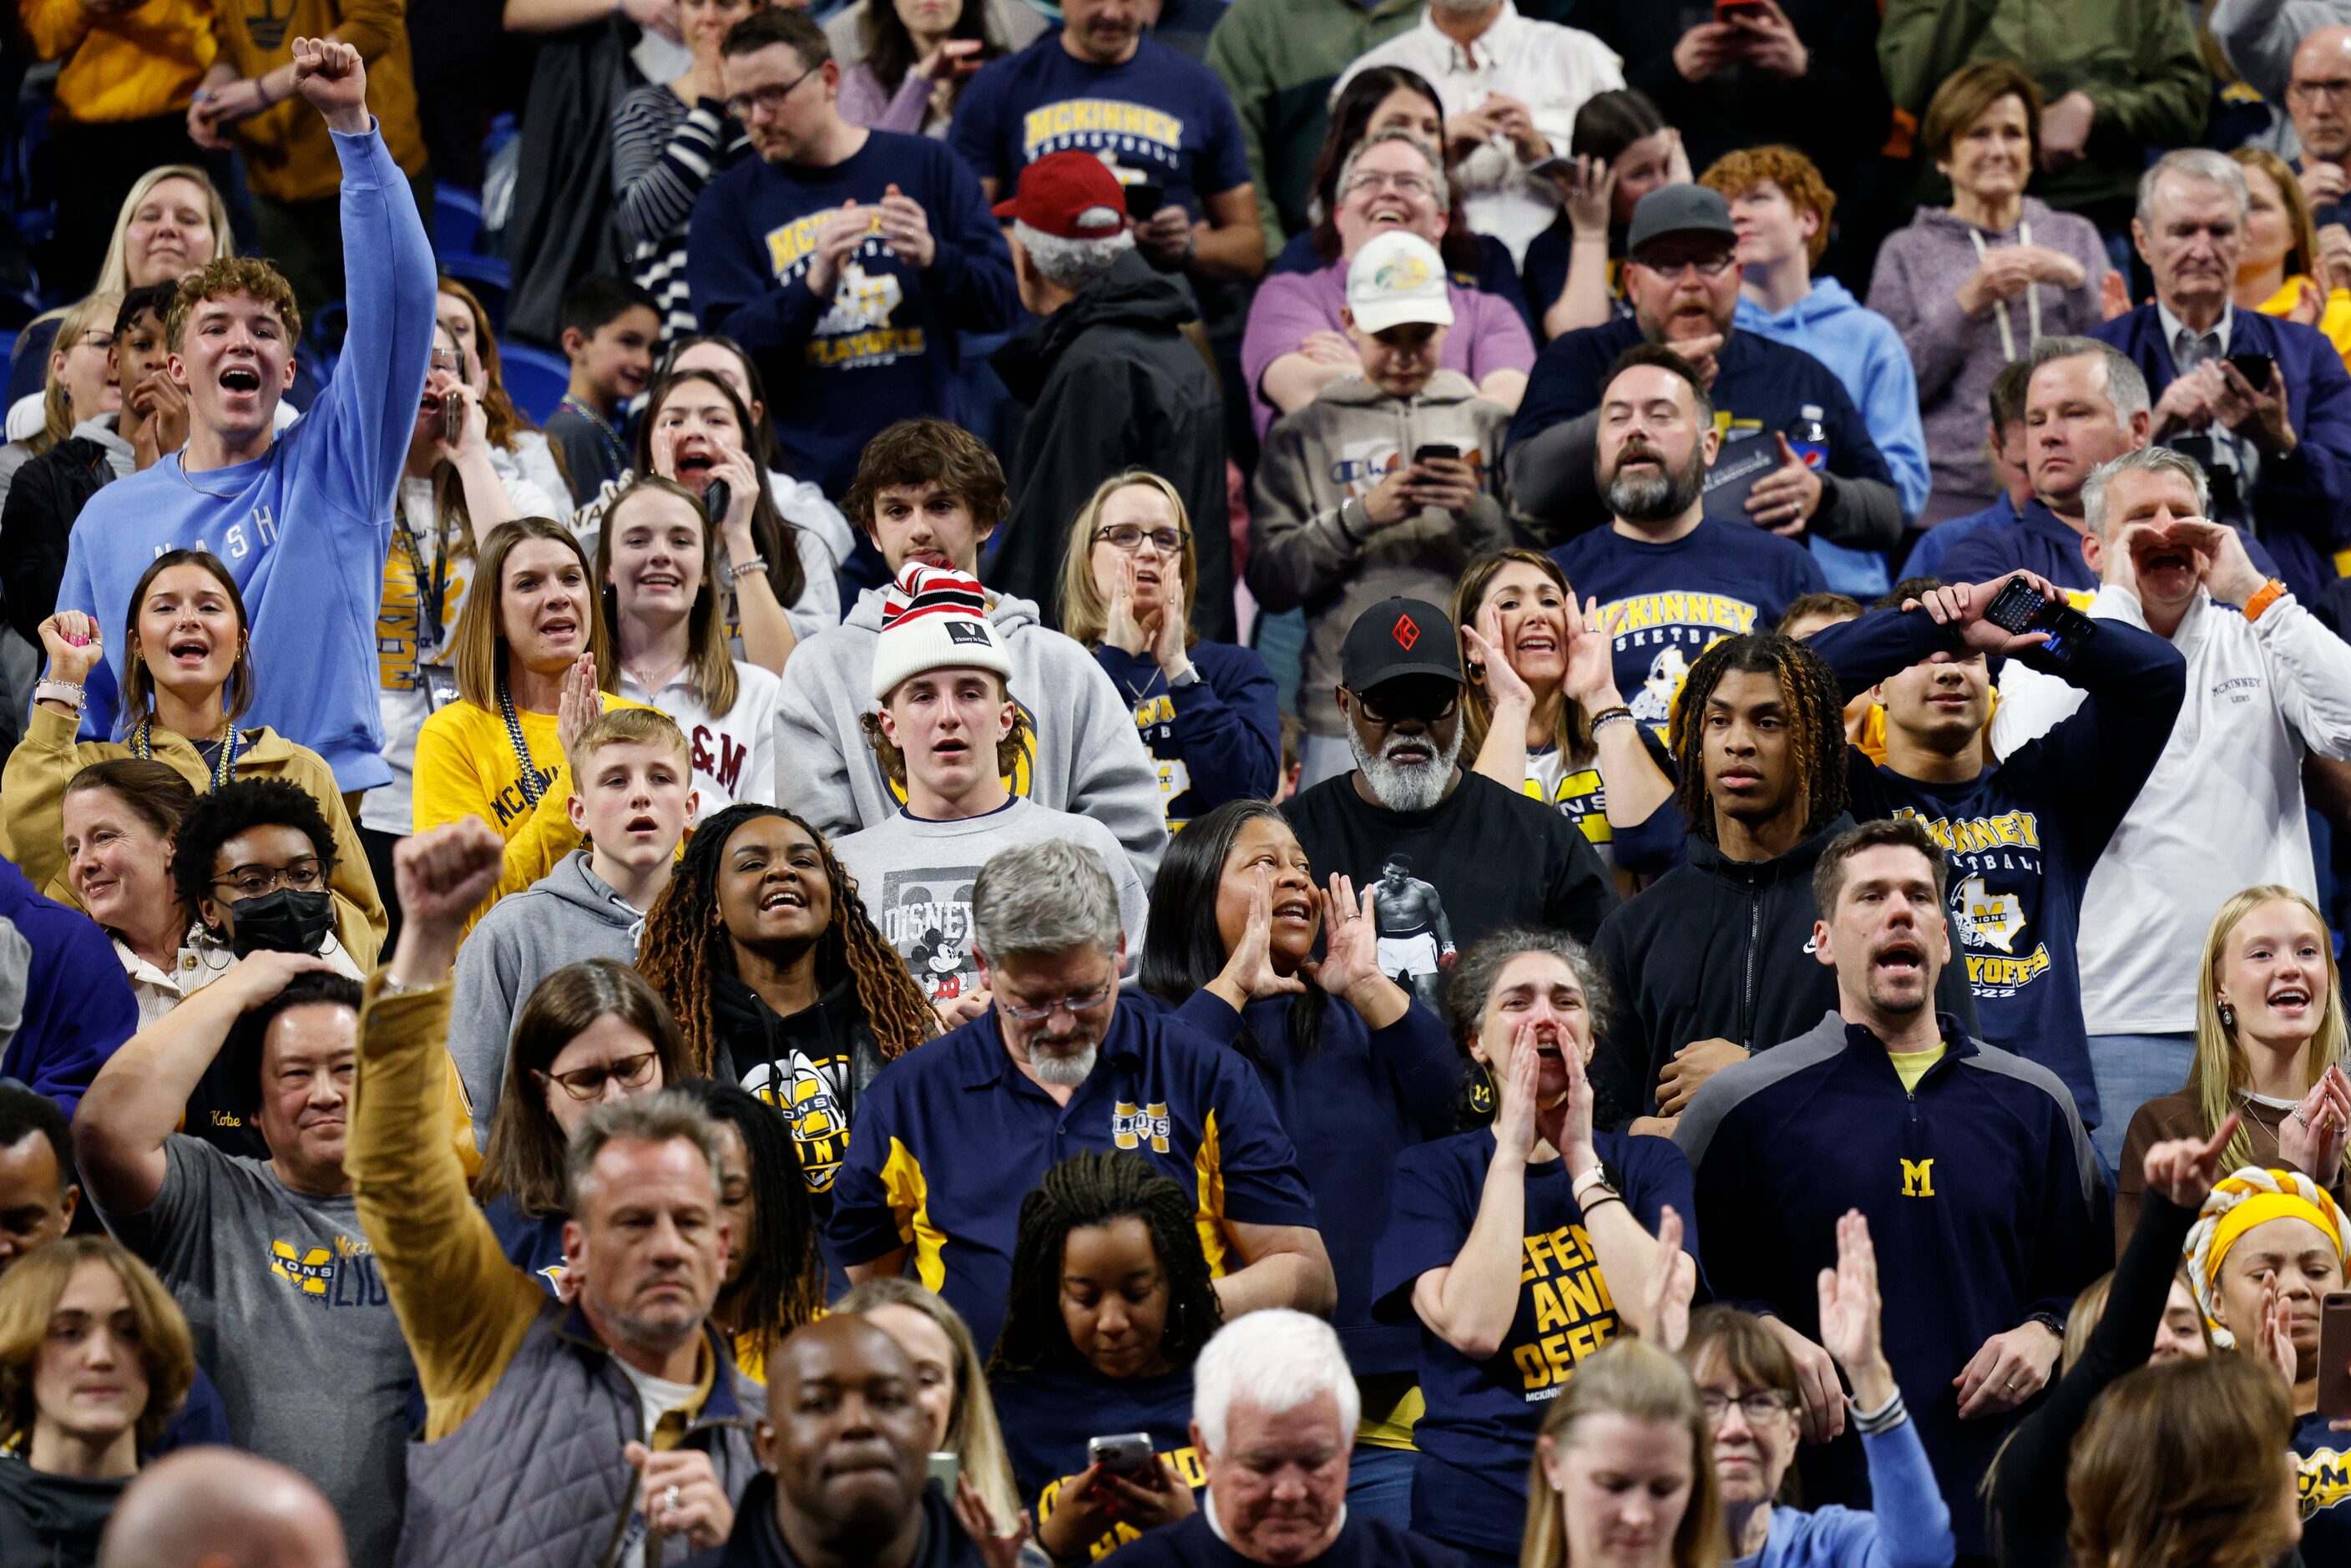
[544,273,660,504]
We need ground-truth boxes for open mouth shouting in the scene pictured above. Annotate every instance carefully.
[535,612,580,650]
[168,633,214,670]
[759,881,808,915]
[1871,938,1925,984]
[218,365,262,397]
[674,448,716,488]
[2268,981,2313,1019]
[1271,892,1314,929]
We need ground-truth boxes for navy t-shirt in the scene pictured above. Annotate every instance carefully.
[1371,1128,1696,1556]
[2297,1411,2351,1564]
[1548,518,1828,728]
[948,35,1252,215]
[994,1364,1204,1561]
[685,130,1019,498]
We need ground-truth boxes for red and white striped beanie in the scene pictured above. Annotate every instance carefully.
[870,562,1014,702]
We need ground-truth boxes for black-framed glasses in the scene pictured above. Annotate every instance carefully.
[724,68,818,121]
[538,1051,660,1100]
[210,858,325,899]
[1348,685,1459,725]
[1094,524,1189,554]
[1697,1389,1792,1424]
[1633,251,1739,281]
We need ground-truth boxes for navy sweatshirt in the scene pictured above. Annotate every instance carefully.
[1807,604,2187,1127]
[1114,1510,1467,1568]
[0,856,136,1116]
[1091,640,1282,828]
[685,130,1019,498]
[1675,1011,2106,1560]
[1126,988,1464,1377]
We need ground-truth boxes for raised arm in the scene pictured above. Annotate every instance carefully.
[0,619,121,894]
[1816,1211,1956,1568]
[1410,1043,1537,1358]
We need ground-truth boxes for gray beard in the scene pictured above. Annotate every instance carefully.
[1604,454,1706,524]
[1030,1042,1099,1087]
[1348,726,1464,813]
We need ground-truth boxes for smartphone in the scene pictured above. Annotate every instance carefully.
[2323,1293,2351,1419]
[436,394,460,446]
[1412,443,1462,465]
[925,1451,961,1492]
[1714,0,1769,18]
[1982,575,2098,665]
[2226,352,2277,387]
[1125,182,1165,220]
[1087,1434,1157,1479]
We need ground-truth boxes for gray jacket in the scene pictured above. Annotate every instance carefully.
[396,1306,762,1568]
[1247,371,1512,736]
[448,852,644,1141]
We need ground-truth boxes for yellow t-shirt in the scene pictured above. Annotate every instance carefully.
[1888,1044,1948,1095]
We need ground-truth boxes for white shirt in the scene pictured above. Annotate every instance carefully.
[1991,582,2351,1034]
[616,660,781,821]
[114,926,366,1029]
[571,469,847,644]
[1334,1,1624,263]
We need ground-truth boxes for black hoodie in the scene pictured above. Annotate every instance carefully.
[1590,814,1977,1126]
[0,1456,126,1568]
[987,247,1231,638]
[720,1474,990,1568]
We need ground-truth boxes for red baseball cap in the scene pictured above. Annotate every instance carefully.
[991,150,1130,240]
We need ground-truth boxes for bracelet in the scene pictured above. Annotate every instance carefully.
[1579,1189,1626,1218]
[2244,578,2288,622]
[1589,705,1635,735]
[727,555,770,582]
[34,680,85,712]
[1849,1388,1909,1435]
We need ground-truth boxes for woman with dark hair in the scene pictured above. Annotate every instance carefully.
[671,1080,825,1378]
[9,550,385,964]
[637,803,937,1202]
[59,760,198,1024]
[0,1237,197,1568]
[1129,797,1456,1522]
[1519,89,1686,341]
[473,958,690,1284]
[1372,928,1690,1568]
[840,0,1008,138]
[2064,1354,2302,1568]
[437,277,573,509]
[988,1151,1218,1562]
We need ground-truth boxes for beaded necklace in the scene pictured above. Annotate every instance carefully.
[497,681,546,809]
[133,715,240,791]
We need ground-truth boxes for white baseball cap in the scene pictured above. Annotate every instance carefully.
[1345,231,1454,336]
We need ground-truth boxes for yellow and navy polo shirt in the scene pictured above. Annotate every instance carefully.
[824,999,1317,1353]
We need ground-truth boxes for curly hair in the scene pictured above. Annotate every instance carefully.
[169,778,339,927]
[637,804,938,1078]
[1667,632,1848,844]
[842,418,1009,542]
[166,255,301,349]
[672,1079,825,1349]
[986,1151,1223,1378]
[1699,144,1836,266]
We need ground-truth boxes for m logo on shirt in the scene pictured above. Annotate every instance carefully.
[2302,1447,2351,1513]
[1901,1158,1936,1198]
[1512,1223,1620,1399]
[1113,1101,1171,1153]
[270,1240,335,1296]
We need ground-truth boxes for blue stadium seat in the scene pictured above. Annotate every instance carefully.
[433,184,483,259]
[498,342,571,426]
[437,254,508,330]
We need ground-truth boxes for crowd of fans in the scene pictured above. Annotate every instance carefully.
[4,0,2351,1565]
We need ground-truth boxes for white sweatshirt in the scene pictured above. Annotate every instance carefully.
[1991,584,2351,1034]
[615,660,781,821]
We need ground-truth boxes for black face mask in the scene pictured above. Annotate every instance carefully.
[225,888,336,959]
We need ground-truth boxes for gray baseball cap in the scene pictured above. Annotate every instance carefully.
[1625,185,1737,257]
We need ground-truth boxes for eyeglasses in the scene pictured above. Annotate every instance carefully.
[1342,170,1437,200]
[1633,252,1739,280]
[1094,524,1189,554]
[210,858,326,899]
[1698,1389,1792,1424]
[428,349,463,376]
[997,985,1115,1023]
[724,68,817,121]
[539,1050,660,1100]
[1349,686,1459,725]
[2289,78,2351,101]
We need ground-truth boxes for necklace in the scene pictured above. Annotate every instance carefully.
[559,394,629,477]
[133,715,239,791]
[497,682,546,809]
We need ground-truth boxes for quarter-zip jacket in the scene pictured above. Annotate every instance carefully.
[1676,1010,2104,1559]
[1589,816,1977,1126]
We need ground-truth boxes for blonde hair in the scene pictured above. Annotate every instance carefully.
[2191,885,2351,1177]
[0,1238,195,1456]
[596,475,741,718]
[1056,470,1200,650]
[833,1277,1024,1530]
[96,166,233,296]
[165,257,302,352]
[36,291,124,454]
[449,518,615,711]
[571,705,690,772]
[2232,147,2323,285]
[1519,1339,1725,1568]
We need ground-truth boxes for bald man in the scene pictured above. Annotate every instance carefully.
[2212,6,2351,129]
[725,1316,996,1568]
[98,1449,348,1568]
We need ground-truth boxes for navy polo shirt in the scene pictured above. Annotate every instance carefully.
[824,998,1319,1354]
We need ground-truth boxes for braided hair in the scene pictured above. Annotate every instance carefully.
[986,1151,1223,1379]
[637,802,937,1077]
[672,1080,825,1351]
[1667,632,1848,843]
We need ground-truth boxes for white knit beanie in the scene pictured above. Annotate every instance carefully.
[870,563,1014,702]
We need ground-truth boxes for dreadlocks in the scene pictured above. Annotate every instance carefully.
[638,803,938,1076]
[985,1151,1223,1379]
[1667,632,1848,842]
[672,1080,826,1353]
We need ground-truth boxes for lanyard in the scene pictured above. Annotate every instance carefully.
[395,508,453,661]
[559,394,629,478]
[134,716,239,791]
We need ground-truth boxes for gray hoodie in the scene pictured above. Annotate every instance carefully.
[448,851,647,1140]
[1247,370,1512,736]
[775,584,1168,886]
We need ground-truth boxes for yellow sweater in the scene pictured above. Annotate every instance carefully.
[206,0,426,203]
[23,0,214,124]
[411,695,647,935]
[0,704,387,967]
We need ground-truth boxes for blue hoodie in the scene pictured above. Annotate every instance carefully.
[0,856,137,1115]
[55,127,436,791]
[1736,280,1932,598]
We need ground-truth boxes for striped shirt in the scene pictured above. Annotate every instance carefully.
[610,87,751,342]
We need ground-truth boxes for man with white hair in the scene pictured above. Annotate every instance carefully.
[827,837,1332,1355]
[984,149,1230,632]
[2091,147,2351,605]
[1114,1310,1463,1568]
[1994,446,2351,1164]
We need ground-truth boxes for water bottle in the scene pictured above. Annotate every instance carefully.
[1787,405,1830,472]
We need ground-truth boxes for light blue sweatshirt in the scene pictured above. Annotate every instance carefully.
[1731,1417,1955,1568]
[56,125,435,791]
[1735,279,1934,599]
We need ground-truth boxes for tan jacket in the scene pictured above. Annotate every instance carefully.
[208,0,427,202]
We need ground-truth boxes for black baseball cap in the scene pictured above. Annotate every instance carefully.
[1340,596,1462,691]
[1625,185,1737,258]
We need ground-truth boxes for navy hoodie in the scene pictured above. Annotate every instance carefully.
[1675,1011,2106,1559]
[1091,640,1282,828]
[0,857,135,1116]
[1807,604,2187,1126]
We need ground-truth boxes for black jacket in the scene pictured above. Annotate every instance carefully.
[988,248,1232,639]
[0,1456,125,1568]
[721,1475,988,1568]
[0,435,119,645]
[1589,814,1977,1126]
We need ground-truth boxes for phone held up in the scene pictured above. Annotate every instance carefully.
[1981,576,2098,667]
